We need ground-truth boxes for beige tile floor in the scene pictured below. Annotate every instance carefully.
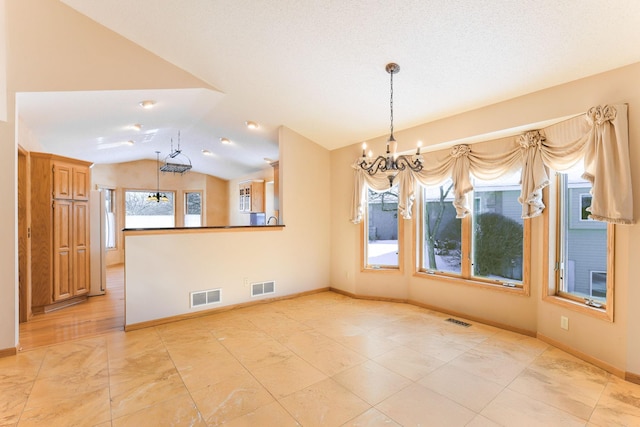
[2,291,640,426]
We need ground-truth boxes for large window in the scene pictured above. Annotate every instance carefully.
[419,170,529,290]
[554,163,613,313]
[364,186,400,269]
[125,190,175,228]
[184,191,202,227]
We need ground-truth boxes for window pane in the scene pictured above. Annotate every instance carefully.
[367,187,398,267]
[472,170,523,282]
[558,164,607,304]
[185,192,202,227]
[422,180,461,274]
[125,190,175,228]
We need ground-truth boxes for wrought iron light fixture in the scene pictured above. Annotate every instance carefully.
[160,131,192,174]
[147,151,169,203]
[358,63,424,186]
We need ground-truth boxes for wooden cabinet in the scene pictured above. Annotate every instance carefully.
[239,180,265,213]
[30,153,92,313]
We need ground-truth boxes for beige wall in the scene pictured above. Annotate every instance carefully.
[92,160,228,265]
[205,175,229,226]
[330,62,640,375]
[0,0,214,350]
[125,126,331,325]
[0,0,5,122]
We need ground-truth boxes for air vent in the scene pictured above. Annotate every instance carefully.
[190,288,221,308]
[445,318,471,328]
[251,281,276,297]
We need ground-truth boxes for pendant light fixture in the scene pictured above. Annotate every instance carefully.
[147,151,169,202]
[160,131,192,174]
[358,62,424,186]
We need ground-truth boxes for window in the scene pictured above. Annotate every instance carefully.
[364,186,401,269]
[184,191,202,227]
[419,170,529,291]
[422,179,460,275]
[104,188,116,249]
[124,190,175,228]
[553,163,613,315]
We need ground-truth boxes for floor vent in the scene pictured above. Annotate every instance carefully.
[445,318,472,327]
[190,288,221,308]
[251,281,276,297]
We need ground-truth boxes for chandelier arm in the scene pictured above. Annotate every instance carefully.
[360,156,390,175]
[394,155,424,172]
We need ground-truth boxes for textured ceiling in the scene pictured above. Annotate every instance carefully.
[19,0,640,178]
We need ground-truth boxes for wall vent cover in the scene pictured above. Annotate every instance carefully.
[190,288,221,308]
[251,281,276,297]
[445,318,472,327]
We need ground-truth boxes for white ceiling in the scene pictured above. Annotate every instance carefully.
[17,0,640,179]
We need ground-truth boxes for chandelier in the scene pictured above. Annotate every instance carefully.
[147,151,169,202]
[358,63,423,186]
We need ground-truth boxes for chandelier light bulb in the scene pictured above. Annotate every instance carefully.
[362,142,367,157]
[417,140,423,155]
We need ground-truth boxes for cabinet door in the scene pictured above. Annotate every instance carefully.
[250,182,265,212]
[73,167,90,200]
[53,163,73,199]
[53,200,73,301]
[72,201,90,295]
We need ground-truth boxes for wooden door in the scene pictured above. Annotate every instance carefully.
[53,162,73,199]
[72,201,90,296]
[53,199,73,301]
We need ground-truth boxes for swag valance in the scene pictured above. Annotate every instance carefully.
[351,104,633,225]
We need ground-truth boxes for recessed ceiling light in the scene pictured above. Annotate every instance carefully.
[220,137,231,144]
[139,100,156,109]
[132,123,143,131]
[201,149,214,156]
[245,121,259,130]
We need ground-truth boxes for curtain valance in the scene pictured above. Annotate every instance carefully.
[351,104,633,225]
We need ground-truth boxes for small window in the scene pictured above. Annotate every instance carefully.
[124,190,175,228]
[580,194,592,221]
[184,191,202,227]
[364,186,400,269]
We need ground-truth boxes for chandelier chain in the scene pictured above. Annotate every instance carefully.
[389,68,394,140]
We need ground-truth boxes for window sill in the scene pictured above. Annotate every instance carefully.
[542,294,612,322]
[362,266,403,275]
[414,271,529,296]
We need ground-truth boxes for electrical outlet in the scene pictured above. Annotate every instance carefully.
[560,316,569,330]
[243,277,249,287]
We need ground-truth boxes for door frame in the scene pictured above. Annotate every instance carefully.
[18,145,32,323]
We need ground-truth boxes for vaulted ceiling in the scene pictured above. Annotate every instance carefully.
[17,0,640,179]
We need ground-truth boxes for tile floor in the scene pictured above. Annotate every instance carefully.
[2,291,640,426]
